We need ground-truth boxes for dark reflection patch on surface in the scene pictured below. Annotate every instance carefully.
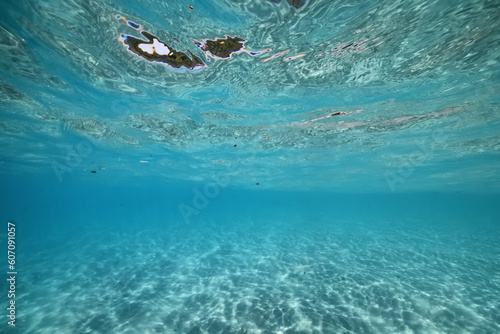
[127,21,141,30]
[192,36,271,60]
[116,13,205,71]
[116,15,141,30]
[120,31,206,71]
[269,0,307,9]
[287,0,307,8]
[203,36,245,59]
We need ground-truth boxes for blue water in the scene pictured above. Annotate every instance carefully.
[1,0,500,333]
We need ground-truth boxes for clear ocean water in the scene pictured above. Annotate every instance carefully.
[1,0,500,333]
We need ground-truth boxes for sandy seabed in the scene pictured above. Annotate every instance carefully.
[14,220,500,334]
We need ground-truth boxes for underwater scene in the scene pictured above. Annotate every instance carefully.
[1,0,500,333]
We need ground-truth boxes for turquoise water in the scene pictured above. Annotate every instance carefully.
[1,0,500,333]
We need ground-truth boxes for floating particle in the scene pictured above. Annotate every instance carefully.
[256,183,259,185]
[91,170,96,173]
[189,5,194,9]
[234,144,237,147]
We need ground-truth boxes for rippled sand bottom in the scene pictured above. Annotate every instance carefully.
[17,220,500,333]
